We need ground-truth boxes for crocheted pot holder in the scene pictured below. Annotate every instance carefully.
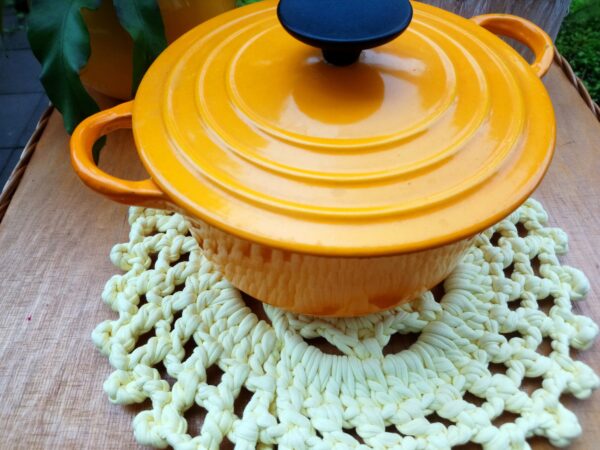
[93,199,599,450]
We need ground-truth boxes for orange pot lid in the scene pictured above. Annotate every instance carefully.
[132,0,555,256]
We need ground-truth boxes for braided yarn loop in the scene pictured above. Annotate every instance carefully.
[93,199,598,450]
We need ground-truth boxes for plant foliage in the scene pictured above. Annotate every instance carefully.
[28,0,168,138]
[235,0,263,6]
[556,0,600,103]
[112,0,166,96]
[28,0,103,134]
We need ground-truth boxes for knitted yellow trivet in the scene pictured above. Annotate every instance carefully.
[93,199,599,450]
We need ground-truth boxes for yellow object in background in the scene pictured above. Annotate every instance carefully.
[80,0,237,100]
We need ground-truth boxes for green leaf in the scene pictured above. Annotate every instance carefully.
[236,0,263,6]
[557,5,600,104]
[112,0,166,96]
[28,0,101,134]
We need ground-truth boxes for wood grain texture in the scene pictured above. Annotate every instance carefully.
[421,0,571,40]
[0,64,598,449]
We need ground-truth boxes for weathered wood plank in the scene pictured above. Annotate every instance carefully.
[422,0,571,39]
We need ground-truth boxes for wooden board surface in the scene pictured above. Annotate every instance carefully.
[0,64,599,449]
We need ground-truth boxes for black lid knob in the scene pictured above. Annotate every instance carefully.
[277,0,413,66]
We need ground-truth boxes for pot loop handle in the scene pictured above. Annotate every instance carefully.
[70,101,169,208]
[471,14,554,78]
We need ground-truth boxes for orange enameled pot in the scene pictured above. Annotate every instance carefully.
[71,1,555,316]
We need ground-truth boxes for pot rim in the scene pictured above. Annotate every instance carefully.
[71,1,556,258]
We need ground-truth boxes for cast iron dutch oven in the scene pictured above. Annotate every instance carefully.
[71,0,555,316]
